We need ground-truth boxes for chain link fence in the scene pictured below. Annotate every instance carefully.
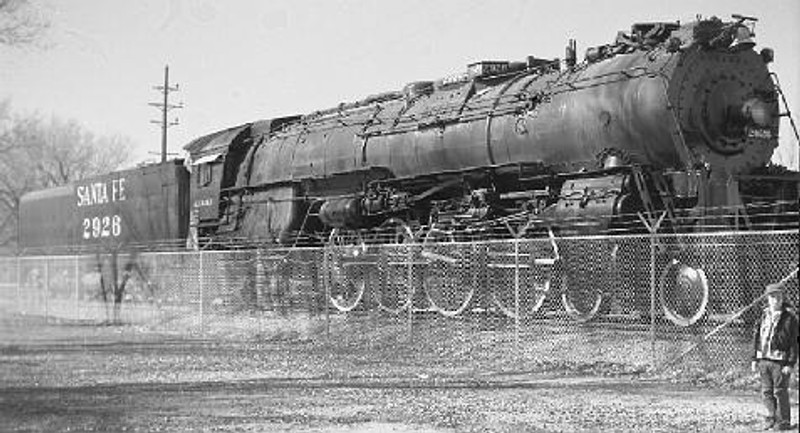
[0,230,797,374]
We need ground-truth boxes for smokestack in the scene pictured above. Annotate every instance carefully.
[565,39,577,68]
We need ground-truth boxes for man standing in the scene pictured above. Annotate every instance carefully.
[751,282,799,431]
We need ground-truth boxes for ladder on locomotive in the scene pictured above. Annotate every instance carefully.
[770,72,800,145]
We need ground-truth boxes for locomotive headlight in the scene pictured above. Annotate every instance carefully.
[738,97,773,127]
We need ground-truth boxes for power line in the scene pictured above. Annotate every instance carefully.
[148,65,183,163]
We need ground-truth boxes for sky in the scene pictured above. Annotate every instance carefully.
[2,0,799,169]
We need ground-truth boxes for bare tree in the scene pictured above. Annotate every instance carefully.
[0,102,132,248]
[0,0,48,47]
[0,100,29,250]
[0,100,12,153]
[24,116,132,187]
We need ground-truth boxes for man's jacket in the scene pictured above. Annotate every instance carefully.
[752,303,799,366]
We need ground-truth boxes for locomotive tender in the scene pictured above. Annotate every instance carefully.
[17,15,798,323]
[19,161,189,249]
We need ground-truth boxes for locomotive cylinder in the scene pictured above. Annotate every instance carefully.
[318,198,363,229]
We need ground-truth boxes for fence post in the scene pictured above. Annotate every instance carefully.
[324,248,330,339]
[407,241,413,341]
[514,236,520,352]
[199,250,205,333]
[16,256,21,316]
[649,232,656,361]
[638,211,666,367]
[74,255,80,320]
[44,257,49,321]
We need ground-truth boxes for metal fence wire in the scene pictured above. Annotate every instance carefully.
[0,230,797,373]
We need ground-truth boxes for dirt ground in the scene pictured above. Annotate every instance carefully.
[0,314,797,433]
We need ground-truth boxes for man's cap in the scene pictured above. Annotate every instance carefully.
[764,282,785,296]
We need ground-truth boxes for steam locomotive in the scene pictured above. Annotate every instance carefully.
[18,15,798,323]
[184,14,791,244]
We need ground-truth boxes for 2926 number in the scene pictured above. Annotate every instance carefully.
[82,215,122,239]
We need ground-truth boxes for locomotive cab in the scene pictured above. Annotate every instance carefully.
[183,124,253,238]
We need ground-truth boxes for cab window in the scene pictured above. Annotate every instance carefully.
[198,163,213,187]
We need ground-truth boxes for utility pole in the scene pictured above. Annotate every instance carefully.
[149,65,183,163]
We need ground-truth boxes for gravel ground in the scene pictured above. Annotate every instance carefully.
[0,312,798,432]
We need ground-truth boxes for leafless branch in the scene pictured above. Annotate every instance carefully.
[0,0,49,47]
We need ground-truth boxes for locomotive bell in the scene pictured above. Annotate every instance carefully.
[729,25,755,52]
